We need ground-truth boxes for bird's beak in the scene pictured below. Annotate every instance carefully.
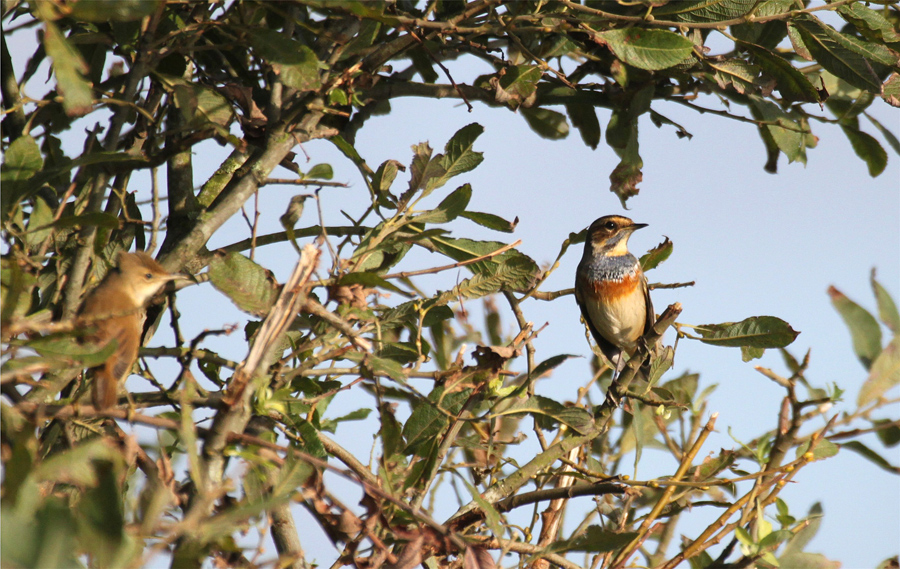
[629,222,648,231]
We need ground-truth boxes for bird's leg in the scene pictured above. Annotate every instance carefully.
[605,351,627,408]
[124,388,138,421]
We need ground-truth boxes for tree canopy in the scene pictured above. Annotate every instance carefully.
[1,1,898,569]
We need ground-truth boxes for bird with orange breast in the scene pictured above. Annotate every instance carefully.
[77,251,186,410]
[575,215,654,379]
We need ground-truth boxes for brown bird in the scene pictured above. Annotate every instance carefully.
[76,251,185,410]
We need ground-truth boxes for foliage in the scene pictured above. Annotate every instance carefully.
[1,1,898,568]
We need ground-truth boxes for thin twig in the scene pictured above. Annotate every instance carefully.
[263,178,349,187]
[382,239,522,279]
[148,166,161,254]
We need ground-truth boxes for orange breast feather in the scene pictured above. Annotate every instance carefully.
[588,272,641,301]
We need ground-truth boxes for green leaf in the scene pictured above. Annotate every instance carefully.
[247,29,322,91]
[873,419,900,448]
[25,334,118,368]
[338,271,406,294]
[0,260,36,323]
[413,184,472,224]
[791,18,883,93]
[407,141,446,198]
[520,107,570,140]
[871,271,900,334]
[741,345,766,362]
[330,135,371,177]
[554,526,638,553]
[841,441,900,474]
[373,159,403,194]
[691,316,799,349]
[70,0,160,21]
[748,95,808,164]
[841,124,888,177]
[598,28,694,71]
[491,395,593,435]
[462,479,503,538]
[495,65,542,108]
[529,354,579,380]
[865,113,900,155]
[858,337,900,406]
[759,529,794,549]
[565,102,601,149]
[1,135,43,183]
[782,503,823,557]
[828,285,882,369]
[838,2,900,43]
[78,461,126,567]
[746,45,820,103]
[174,83,233,128]
[43,22,93,117]
[305,163,334,180]
[882,72,900,107]
[321,408,372,433]
[795,438,839,460]
[639,238,672,271]
[460,211,519,233]
[778,552,841,569]
[653,0,755,22]
[379,402,404,459]
[208,252,280,317]
[439,123,484,180]
[796,19,899,68]
[25,197,53,251]
[648,346,675,385]
[707,59,773,95]
[50,212,120,230]
[365,354,408,382]
[402,387,469,455]
[695,449,737,481]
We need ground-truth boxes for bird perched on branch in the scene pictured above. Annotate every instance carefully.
[575,215,654,377]
[77,251,185,410]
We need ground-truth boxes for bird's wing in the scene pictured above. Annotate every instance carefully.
[641,275,655,335]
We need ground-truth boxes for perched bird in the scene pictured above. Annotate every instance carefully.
[77,251,185,410]
[575,215,654,377]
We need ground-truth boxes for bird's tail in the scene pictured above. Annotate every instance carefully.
[91,366,118,410]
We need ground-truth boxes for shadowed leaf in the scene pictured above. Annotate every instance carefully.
[208,252,280,317]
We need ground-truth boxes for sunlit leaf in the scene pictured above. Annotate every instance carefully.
[692,316,799,349]
[828,285,882,369]
[598,28,694,71]
[461,211,518,233]
[858,337,900,406]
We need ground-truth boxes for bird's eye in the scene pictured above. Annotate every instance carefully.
[604,221,617,231]
[145,272,153,279]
